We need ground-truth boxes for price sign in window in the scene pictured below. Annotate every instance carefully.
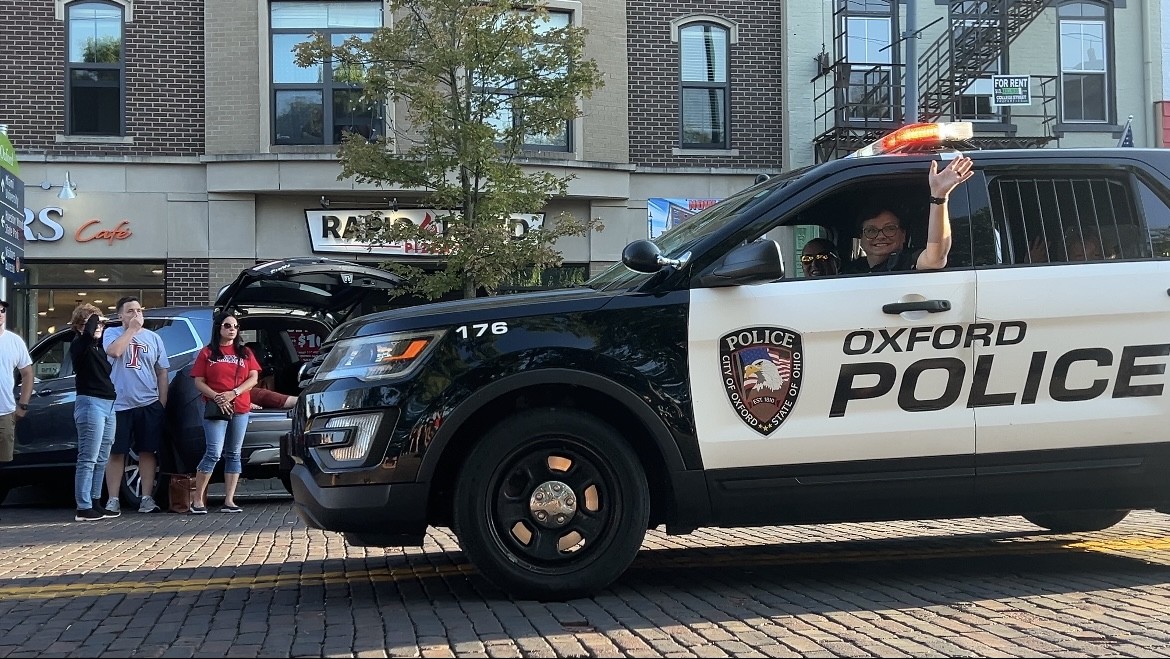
[287,329,323,360]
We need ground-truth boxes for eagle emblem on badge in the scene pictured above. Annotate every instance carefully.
[719,326,803,436]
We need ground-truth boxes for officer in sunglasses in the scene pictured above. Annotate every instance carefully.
[800,238,841,278]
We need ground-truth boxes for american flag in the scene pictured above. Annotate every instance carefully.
[1118,115,1134,147]
[739,346,791,389]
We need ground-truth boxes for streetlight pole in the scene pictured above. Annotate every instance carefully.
[904,0,919,124]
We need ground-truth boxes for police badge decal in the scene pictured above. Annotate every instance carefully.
[719,326,803,436]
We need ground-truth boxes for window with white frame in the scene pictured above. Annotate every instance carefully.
[481,10,572,151]
[270,0,384,145]
[1059,1,1109,123]
[679,22,730,148]
[66,1,124,135]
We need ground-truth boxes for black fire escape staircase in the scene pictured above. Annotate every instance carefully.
[814,0,1058,163]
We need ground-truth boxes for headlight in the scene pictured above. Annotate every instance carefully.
[315,330,444,382]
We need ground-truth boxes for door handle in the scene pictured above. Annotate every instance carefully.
[882,299,951,314]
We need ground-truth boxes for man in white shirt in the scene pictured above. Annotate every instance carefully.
[0,299,33,464]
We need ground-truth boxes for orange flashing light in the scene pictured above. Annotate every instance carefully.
[848,122,974,158]
[385,338,430,362]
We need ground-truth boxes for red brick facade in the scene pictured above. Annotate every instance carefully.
[626,0,784,170]
[0,0,204,157]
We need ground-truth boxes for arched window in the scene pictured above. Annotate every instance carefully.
[66,1,125,135]
[678,22,730,149]
[1058,1,1110,123]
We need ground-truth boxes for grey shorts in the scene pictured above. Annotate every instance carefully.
[0,412,14,462]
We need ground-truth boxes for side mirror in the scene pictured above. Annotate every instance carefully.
[621,240,665,274]
[697,240,785,287]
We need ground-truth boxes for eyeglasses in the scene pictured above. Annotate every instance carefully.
[0,308,7,313]
[221,323,239,329]
[861,225,902,239]
[800,253,837,264]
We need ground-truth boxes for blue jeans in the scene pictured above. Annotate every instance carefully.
[74,395,116,509]
[199,412,249,475]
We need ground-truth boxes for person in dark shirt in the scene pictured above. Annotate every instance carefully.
[845,155,974,274]
[69,303,118,521]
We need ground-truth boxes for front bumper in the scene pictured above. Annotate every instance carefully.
[289,464,428,546]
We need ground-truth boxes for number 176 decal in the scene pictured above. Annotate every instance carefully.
[454,322,509,339]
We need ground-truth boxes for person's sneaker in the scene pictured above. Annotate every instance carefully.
[138,495,160,514]
[101,506,121,518]
[104,498,121,517]
[75,508,103,522]
[220,504,243,514]
[189,504,207,515]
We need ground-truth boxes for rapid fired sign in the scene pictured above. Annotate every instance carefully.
[304,209,544,257]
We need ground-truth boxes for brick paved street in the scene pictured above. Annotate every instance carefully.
[2,487,1170,658]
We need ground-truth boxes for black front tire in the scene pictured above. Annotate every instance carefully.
[452,408,650,601]
[1023,509,1130,533]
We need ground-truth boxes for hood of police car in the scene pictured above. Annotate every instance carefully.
[331,286,620,341]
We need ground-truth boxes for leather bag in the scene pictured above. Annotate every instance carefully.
[168,474,197,513]
[204,399,233,422]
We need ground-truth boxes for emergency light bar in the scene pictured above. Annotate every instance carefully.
[848,122,974,158]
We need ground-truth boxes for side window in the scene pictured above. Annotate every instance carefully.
[66,1,125,135]
[144,318,200,358]
[988,174,1148,264]
[1136,177,1170,258]
[31,332,76,381]
[750,171,975,279]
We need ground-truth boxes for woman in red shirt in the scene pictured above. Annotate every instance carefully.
[190,312,261,514]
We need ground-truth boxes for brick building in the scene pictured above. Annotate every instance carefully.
[2,0,785,343]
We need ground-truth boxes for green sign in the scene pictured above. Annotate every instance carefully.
[0,132,17,175]
[991,75,1031,107]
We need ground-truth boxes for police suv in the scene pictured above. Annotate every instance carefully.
[285,123,1170,600]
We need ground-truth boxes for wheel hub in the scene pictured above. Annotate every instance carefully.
[528,480,577,528]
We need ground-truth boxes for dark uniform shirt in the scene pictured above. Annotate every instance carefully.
[843,249,922,274]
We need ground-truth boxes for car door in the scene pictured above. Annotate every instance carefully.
[688,168,979,526]
[12,329,80,467]
[971,162,1170,512]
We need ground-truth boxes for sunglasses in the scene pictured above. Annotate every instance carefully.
[800,253,837,264]
[861,225,902,239]
[221,323,239,329]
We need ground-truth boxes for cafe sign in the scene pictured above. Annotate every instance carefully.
[305,209,544,257]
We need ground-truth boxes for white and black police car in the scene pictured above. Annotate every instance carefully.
[285,122,1170,599]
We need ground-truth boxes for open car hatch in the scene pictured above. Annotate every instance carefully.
[215,257,404,325]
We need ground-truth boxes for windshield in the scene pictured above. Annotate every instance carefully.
[587,167,809,291]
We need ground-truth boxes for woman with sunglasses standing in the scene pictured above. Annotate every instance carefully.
[189,312,261,514]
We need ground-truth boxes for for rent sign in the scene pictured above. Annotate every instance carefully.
[992,75,1031,106]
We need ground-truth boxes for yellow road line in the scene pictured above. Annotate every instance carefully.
[0,535,1167,600]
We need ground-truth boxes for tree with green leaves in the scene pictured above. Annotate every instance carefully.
[295,0,605,299]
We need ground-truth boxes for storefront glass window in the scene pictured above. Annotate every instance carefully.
[13,262,165,345]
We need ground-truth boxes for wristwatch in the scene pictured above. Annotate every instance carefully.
[232,388,240,397]
[929,196,947,205]
[17,403,28,410]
